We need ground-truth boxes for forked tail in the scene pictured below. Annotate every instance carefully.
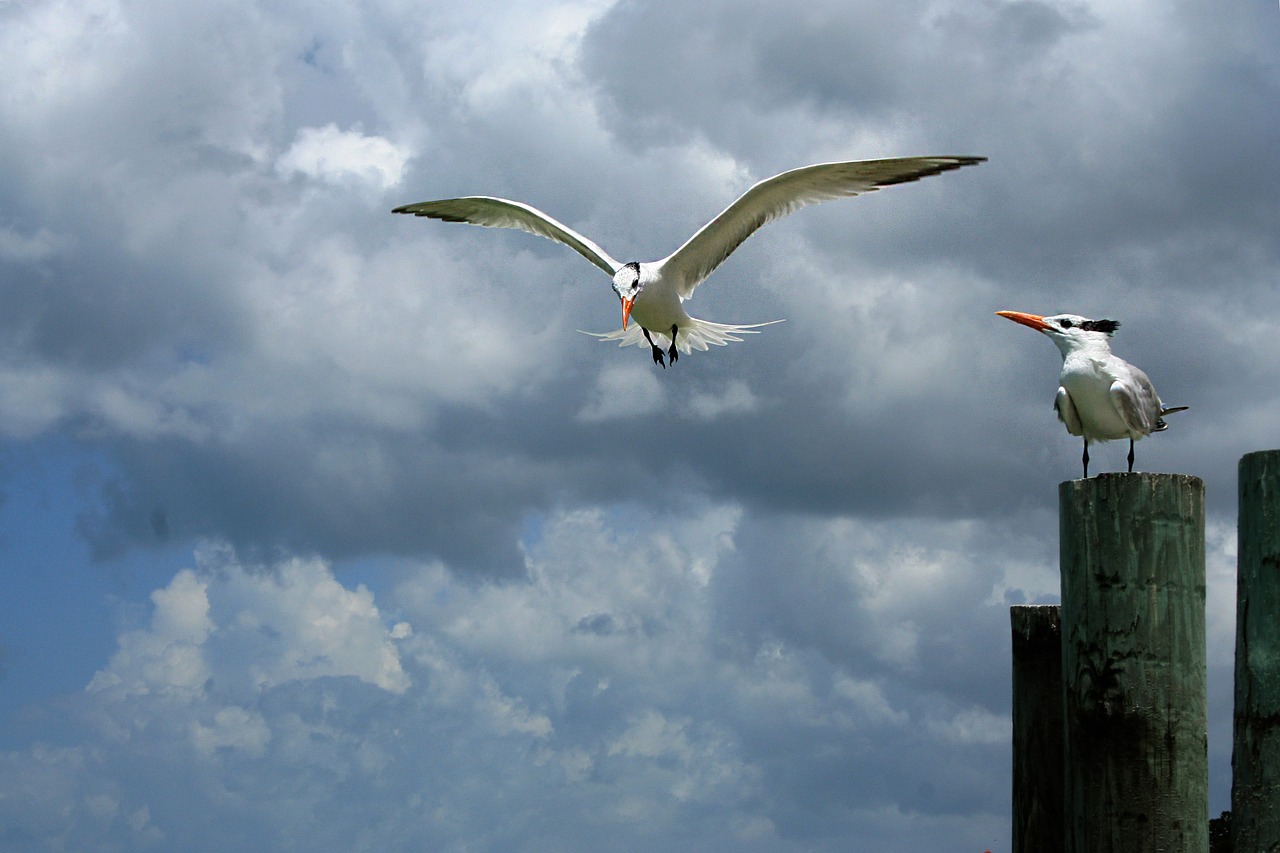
[1153,405,1189,432]
[582,317,783,354]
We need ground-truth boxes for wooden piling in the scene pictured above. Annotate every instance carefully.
[1059,473,1207,853]
[1232,450,1280,853]
[1011,604,1064,853]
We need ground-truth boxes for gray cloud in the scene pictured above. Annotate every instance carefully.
[0,0,1274,847]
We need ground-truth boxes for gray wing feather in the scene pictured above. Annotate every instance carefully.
[393,197,621,277]
[1110,374,1162,436]
[659,156,985,297]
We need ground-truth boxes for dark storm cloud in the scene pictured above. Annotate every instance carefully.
[573,0,1280,294]
[1,241,247,372]
[75,424,543,572]
[582,0,1086,154]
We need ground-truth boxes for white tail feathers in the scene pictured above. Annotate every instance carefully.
[582,317,783,354]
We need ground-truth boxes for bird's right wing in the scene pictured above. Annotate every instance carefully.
[658,156,986,297]
[393,197,622,277]
[1055,387,1084,437]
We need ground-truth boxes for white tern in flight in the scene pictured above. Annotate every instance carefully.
[395,156,985,367]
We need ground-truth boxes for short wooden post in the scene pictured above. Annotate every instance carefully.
[1059,473,1207,853]
[1011,604,1064,853]
[1232,450,1280,853]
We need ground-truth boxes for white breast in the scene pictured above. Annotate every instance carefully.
[1060,358,1130,441]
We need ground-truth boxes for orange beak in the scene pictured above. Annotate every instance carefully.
[996,310,1053,333]
[621,297,635,330]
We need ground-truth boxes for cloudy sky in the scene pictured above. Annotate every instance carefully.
[0,0,1276,849]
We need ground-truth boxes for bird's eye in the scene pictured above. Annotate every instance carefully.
[1059,319,1073,328]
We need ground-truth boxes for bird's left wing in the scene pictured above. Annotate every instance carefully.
[1109,372,1162,436]
[658,156,986,298]
[393,197,622,277]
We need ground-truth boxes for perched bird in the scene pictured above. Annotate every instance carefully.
[996,311,1188,478]
[394,156,985,367]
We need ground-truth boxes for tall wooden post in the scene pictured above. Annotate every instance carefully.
[1011,605,1064,853]
[1059,473,1207,853]
[1233,450,1280,853]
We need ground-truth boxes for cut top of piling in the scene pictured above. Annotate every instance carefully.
[1059,474,1205,581]
[1059,470,1204,501]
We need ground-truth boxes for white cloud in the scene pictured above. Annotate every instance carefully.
[86,568,212,699]
[87,548,410,702]
[0,0,130,126]
[576,361,666,421]
[477,678,554,737]
[831,673,908,726]
[420,0,616,116]
[0,506,1019,849]
[578,371,760,423]
[608,708,692,759]
[191,706,272,757]
[684,379,762,420]
[276,123,411,190]
[0,367,76,438]
[927,706,1011,746]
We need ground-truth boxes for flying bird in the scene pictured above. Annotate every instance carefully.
[996,311,1188,478]
[394,156,985,367]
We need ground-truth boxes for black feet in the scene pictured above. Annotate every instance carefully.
[1127,439,1135,473]
[642,326,680,368]
[642,328,666,368]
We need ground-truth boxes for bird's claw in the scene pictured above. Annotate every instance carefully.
[642,327,667,368]
[643,326,677,368]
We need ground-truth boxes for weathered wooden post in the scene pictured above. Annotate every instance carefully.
[1232,450,1280,853]
[1011,604,1064,853]
[1059,473,1207,853]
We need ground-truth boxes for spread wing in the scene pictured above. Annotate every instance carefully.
[393,197,621,277]
[657,156,986,297]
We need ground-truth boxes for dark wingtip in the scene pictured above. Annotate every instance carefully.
[874,156,988,187]
[391,204,465,221]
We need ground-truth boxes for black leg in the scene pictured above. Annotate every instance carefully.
[642,327,665,368]
[1082,441,1090,478]
[667,325,679,365]
[1127,439,1135,473]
